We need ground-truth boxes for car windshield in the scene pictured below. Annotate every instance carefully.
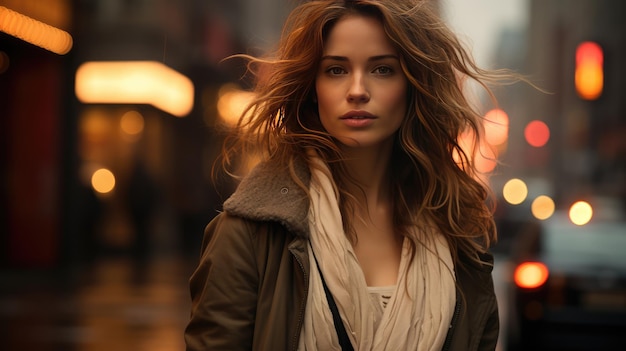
[542,218,626,270]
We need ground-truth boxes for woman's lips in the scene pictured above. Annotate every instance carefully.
[339,110,376,127]
[340,110,376,119]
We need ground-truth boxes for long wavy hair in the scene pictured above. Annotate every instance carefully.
[221,0,514,265]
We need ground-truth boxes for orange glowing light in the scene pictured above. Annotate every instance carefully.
[453,129,498,176]
[484,109,509,146]
[75,61,194,117]
[453,131,472,167]
[91,168,116,194]
[0,6,73,55]
[531,195,555,220]
[475,143,497,173]
[524,120,550,147]
[120,110,145,135]
[503,178,528,205]
[216,84,256,126]
[575,42,603,100]
[569,201,593,226]
[514,262,549,289]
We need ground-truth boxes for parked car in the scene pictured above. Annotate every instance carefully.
[504,213,626,351]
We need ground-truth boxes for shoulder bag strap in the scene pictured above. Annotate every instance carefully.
[310,247,355,351]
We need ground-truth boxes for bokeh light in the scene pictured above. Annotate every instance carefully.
[453,130,473,168]
[453,129,498,176]
[531,195,555,220]
[569,201,593,225]
[514,262,549,289]
[75,61,194,117]
[0,6,73,55]
[503,178,528,205]
[575,41,603,100]
[524,120,550,147]
[120,110,145,136]
[484,108,509,146]
[216,84,256,126]
[91,168,116,194]
[475,143,497,173]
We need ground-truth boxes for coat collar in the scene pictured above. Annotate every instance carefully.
[222,157,495,274]
[223,158,311,238]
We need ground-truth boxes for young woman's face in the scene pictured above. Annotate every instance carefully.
[315,14,407,150]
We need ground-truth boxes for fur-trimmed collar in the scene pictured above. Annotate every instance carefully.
[223,159,311,238]
[222,157,495,272]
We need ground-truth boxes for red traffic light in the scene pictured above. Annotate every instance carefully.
[575,41,603,100]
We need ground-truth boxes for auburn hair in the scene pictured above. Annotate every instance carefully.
[221,0,517,265]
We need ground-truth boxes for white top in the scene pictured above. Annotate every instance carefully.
[368,285,396,310]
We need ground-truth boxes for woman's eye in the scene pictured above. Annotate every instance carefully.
[374,66,393,75]
[327,67,346,75]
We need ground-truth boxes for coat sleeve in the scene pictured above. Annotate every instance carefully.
[448,252,500,351]
[477,294,499,351]
[185,213,259,351]
[474,253,500,351]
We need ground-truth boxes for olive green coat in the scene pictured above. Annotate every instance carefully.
[185,160,499,351]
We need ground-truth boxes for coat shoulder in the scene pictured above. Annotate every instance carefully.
[223,159,311,238]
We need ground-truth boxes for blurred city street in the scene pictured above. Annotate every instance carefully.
[0,254,195,351]
[1,0,625,350]
[0,252,512,351]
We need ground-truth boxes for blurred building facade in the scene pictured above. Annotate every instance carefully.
[529,0,625,209]
[0,0,293,271]
[492,0,625,220]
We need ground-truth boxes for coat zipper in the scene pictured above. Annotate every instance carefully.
[290,246,309,351]
[442,293,462,351]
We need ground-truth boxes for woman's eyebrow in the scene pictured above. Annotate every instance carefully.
[320,54,399,62]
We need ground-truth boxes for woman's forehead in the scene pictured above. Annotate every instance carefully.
[323,15,396,57]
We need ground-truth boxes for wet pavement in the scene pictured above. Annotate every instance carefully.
[0,251,511,351]
[0,254,195,351]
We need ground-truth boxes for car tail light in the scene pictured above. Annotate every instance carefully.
[514,262,549,289]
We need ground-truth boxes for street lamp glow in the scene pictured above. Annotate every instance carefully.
[75,61,194,117]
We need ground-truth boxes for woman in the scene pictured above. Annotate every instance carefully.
[186,1,506,350]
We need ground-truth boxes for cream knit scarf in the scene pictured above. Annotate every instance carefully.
[298,156,456,351]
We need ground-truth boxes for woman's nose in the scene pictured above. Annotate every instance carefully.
[347,74,370,103]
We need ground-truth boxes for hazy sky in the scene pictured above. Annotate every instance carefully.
[441,0,528,68]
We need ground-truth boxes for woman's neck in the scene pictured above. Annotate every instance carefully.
[340,141,394,209]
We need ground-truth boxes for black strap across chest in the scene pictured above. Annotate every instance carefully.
[311,247,355,351]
